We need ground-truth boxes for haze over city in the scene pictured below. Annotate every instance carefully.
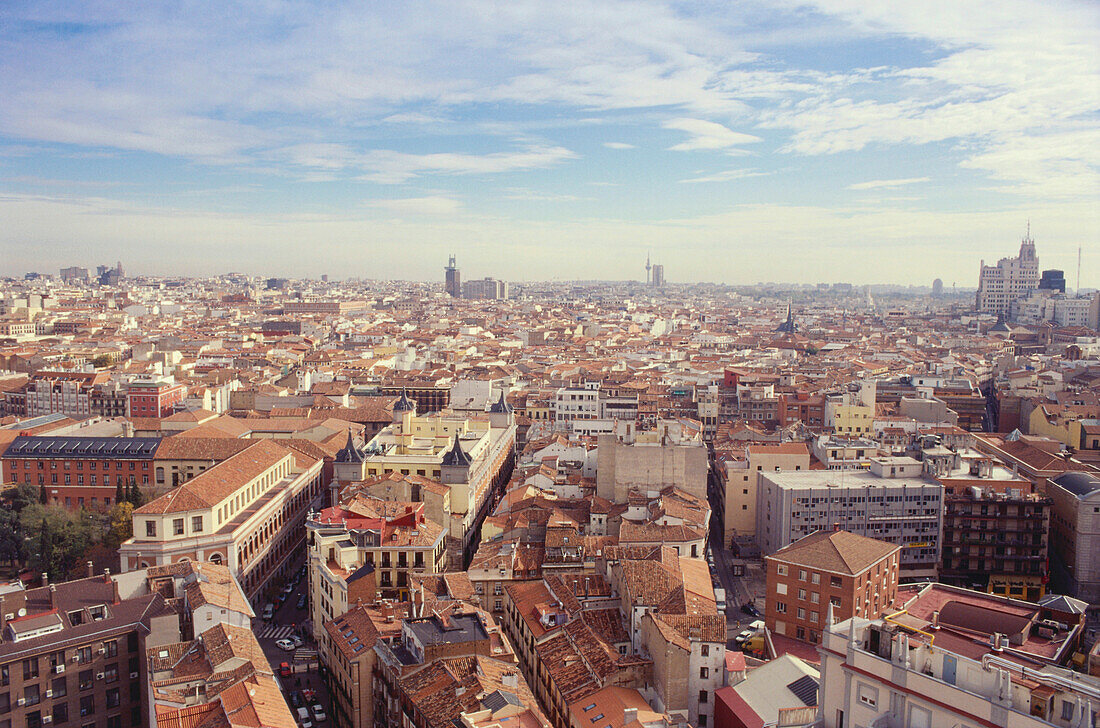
[1,1,1098,283]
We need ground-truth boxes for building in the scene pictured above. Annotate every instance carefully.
[22,372,109,418]
[463,278,508,300]
[3,435,160,509]
[59,267,90,284]
[718,442,810,549]
[282,300,367,315]
[817,584,1097,728]
[328,403,515,567]
[126,380,186,418]
[552,385,599,430]
[118,439,325,603]
[0,572,179,728]
[595,431,708,504]
[765,529,899,645]
[1039,269,1067,293]
[713,654,819,728]
[445,255,461,298]
[756,463,943,579]
[306,499,446,629]
[1046,471,1100,602]
[651,264,665,287]
[976,228,1040,316]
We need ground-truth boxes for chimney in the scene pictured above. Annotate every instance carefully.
[48,584,57,610]
[931,611,940,630]
[103,568,111,583]
[501,671,518,689]
[86,561,94,579]
[623,708,638,725]
[42,572,49,588]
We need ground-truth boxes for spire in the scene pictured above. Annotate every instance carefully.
[335,429,366,463]
[489,390,513,414]
[393,387,415,412]
[441,433,472,467]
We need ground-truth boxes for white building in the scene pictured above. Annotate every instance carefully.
[977,231,1040,316]
[552,383,599,430]
[756,465,943,578]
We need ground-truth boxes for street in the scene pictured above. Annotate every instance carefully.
[709,516,767,650]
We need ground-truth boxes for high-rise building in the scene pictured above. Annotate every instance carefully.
[976,226,1039,315]
[932,278,943,296]
[1039,268,1066,293]
[463,277,508,299]
[651,263,665,287]
[444,254,461,297]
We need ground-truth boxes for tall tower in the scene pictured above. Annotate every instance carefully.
[445,255,461,298]
[645,253,652,285]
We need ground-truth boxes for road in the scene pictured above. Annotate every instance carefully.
[708,517,767,649]
[253,556,333,725]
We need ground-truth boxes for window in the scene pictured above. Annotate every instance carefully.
[22,659,38,681]
[700,644,709,657]
[173,519,184,535]
[811,592,820,604]
[799,569,807,581]
[51,678,66,698]
[776,564,788,576]
[0,665,7,687]
[0,693,8,713]
[776,601,787,614]
[811,572,820,585]
[25,711,40,728]
[699,667,709,679]
[78,696,94,717]
[145,521,156,537]
[810,611,819,623]
[104,641,117,658]
[1061,701,1075,721]
[51,704,67,725]
[830,576,843,588]
[104,665,118,684]
[78,671,93,692]
[23,686,39,707]
[105,689,119,709]
[698,690,708,704]
[127,634,138,653]
[857,683,877,709]
[798,588,806,600]
[191,516,203,533]
[776,583,787,596]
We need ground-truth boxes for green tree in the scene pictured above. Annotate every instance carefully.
[39,483,48,505]
[0,509,22,565]
[91,354,111,368]
[115,478,126,506]
[127,477,145,508]
[7,483,40,513]
[104,502,134,549]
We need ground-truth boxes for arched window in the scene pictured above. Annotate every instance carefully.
[209,553,222,564]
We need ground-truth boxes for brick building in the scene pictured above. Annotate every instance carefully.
[125,381,186,418]
[2,436,160,510]
[764,529,900,644]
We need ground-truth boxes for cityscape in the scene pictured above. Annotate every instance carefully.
[1,3,1099,728]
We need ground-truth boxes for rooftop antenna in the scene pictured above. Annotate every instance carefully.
[1077,246,1082,295]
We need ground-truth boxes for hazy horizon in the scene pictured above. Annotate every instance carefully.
[1,1,1097,286]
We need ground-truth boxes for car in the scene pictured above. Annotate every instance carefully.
[741,602,761,617]
[296,595,307,610]
[296,707,312,727]
[734,629,755,645]
[279,662,292,678]
[311,705,327,722]
[289,635,303,648]
[262,604,275,620]
[282,584,294,594]
[276,638,296,651]
[289,691,304,708]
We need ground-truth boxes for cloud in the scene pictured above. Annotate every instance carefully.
[679,168,770,183]
[664,118,762,151]
[847,176,930,190]
[367,196,462,215]
[603,142,634,149]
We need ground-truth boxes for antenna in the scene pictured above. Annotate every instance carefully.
[1077,246,1082,295]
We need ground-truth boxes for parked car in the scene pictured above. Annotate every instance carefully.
[741,602,761,617]
[289,691,304,708]
[289,635,303,648]
[276,638,297,651]
[279,662,292,678]
[296,707,312,727]
[311,705,327,723]
[296,594,307,610]
[282,583,295,594]
[262,604,275,620]
[734,629,755,645]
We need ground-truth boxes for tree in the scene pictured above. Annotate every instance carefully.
[104,502,134,550]
[91,354,112,369]
[39,483,48,505]
[115,479,126,506]
[127,478,146,508]
[0,509,22,565]
[7,483,40,513]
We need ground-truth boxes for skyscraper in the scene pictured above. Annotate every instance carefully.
[976,225,1039,316]
[445,254,461,297]
[651,263,665,287]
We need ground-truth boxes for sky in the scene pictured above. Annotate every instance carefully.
[0,1,1097,286]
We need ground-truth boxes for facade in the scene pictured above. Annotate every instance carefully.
[306,500,446,631]
[0,573,179,728]
[764,529,900,645]
[720,443,810,547]
[125,380,185,418]
[463,278,508,300]
[119,439,325,602]
[818,608,1098,728]
[756,465,943,579]
[22,373,109,418]
[976,231,1040,316]
[552,385,599,429]
[1046,471,1100,603]
[3,436,160,509]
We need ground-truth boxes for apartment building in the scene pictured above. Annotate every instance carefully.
[306,500,446,630]
[756,462,943,579]
[3,436,160,509]
[125,380,186,418]
[764,529,900,645]
[118,439,325,602]
[718,442,810,547]
[818,590,1097,728]
[21,373,109,418]
[0,573,179,728]
[552,385,599,429]
[1046,471,1100,603]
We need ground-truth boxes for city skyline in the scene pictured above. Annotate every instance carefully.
[1,1,1097,283]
